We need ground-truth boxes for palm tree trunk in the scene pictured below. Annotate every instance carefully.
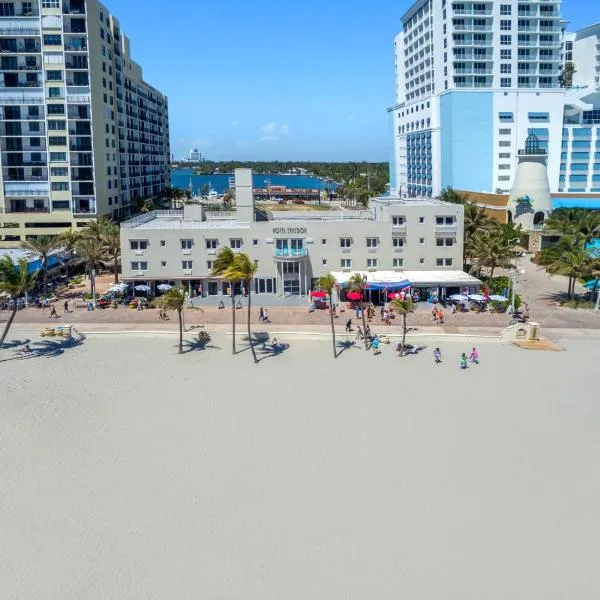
[113,256,119,284]
[489,266,495,281]
[361,298,368,350]
[230,283,236,355]
[329,296,337,358]
[177,308,183,354]
[42,256,47,298]
[0,306,18,345]
[400,313,407,357]
[567,275,574,300]
[247,283,257,363]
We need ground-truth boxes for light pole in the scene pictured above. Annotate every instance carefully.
[509,266,525,313]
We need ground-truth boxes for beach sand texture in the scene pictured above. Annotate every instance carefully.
[1,335,599,599]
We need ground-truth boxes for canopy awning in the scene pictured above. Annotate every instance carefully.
[330,270,481,289]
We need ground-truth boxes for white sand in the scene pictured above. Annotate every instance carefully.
[0,333,599,599]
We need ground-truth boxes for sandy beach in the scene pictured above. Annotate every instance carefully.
[1,332,599,599]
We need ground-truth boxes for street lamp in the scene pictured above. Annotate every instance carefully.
[508,265,525,313]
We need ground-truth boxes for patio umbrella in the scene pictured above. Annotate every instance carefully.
[468,294,487,302]
[157,283,172,291]
[388,291,405,300]
[346,291,361,301]
[489,294,508,302]
[311,290,327,298]
[108,283,129,291]
[134,285,151,292]
[449,294,468,302]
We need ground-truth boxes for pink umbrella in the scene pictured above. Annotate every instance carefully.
[311,290,327,298]
[346,291,361,301]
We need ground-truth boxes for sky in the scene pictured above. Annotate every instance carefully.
[104,0,594,162]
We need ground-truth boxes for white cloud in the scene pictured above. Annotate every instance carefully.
[259,135,280,143]
[260,122,290,137]
[231,121,239,127]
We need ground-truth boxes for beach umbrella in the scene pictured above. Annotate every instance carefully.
[135,284,151,292]
[311,290,327,298]
[584,279,600,290]
[489,294,508,302]
[388,291,405,300]
[157,283,172,291]
[346,291,361,301]
[449,294,468,302]
[468,294,487,302]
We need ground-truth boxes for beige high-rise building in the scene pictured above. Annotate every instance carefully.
[0,0,170,247]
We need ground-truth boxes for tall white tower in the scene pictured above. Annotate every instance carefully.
[507,135,552,230]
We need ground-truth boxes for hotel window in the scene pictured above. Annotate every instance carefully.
[419,237,425,244]
[445,258,453,266]
[392,216,405,225]
[499,164,511,170]
[43,35,62,46]
[340,237,352,248]
[46,71,62,81]
[206,260,213,270]
[50,152,67,161]
[500,4,511,15]
[499,128,511,135]
[367,258,378,269]
[205,239,217,249]
[182,261,193,270]
[229,238,242,249]
[48,120,66,130]
[42,0,60,6]
[500,20,511,31]
[340,258,352,268]
[499,153,511,159]
[181,239,193,250]
[500,35,511,45]
[51,182,69,191]
[366,237,378,248]
[392,237,404,247]
[436,216,455,225]
[500,49,511,60]
[131,261,147,271]
[436,238,454,246]
[498,175,510,181]
[499,141,511,147]
[49,136,66,146]
[161,261,167,268]
[322,259,327,266]
[419,217,425,223]
[419,258,425,264]
[393,258,404,268]
[321,238,327,245]
[130,240,148,251]
[253,239,259,246]
[51,167,68,176]
[500,64,511,73]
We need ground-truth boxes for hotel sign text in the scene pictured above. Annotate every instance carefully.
[272,227,307,235]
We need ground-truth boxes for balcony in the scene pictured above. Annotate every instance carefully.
[273,248,308,260]
[72,197,96,215]
[6,200,49,213]
[63,2,86,15]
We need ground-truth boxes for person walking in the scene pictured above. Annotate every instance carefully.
[259,307,265,322]
[356,325,364,340]
[355,305,361,319]
[431,304,438,323]
[459,353,468,369]
[434,348,442,364]
[263,308,269,323]
[469,347,479,364]
[49,305,58,318]
[345,318,353,332]
[437,308,444,324]
[63,299,69,313]
[372,336,380,355]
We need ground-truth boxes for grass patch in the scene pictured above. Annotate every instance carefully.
[262,202,331,212]
[560,299,596,310]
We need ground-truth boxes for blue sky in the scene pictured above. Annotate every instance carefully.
[104,0,593,162]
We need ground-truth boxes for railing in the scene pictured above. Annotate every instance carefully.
[121,209,183,228]
[273,248,308,259]
[0,27,41,35]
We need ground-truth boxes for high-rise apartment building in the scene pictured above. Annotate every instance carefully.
[389,0,600,199]
[0,0,170,247]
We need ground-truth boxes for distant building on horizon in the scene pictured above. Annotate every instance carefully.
[188,148,201,162]
[388,0,600,204]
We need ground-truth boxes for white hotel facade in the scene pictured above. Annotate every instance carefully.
[389,0,600,199]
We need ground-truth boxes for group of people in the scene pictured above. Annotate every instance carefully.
[431,303,445,324]
[432,346,479,368]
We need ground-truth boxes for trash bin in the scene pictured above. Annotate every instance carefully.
[527,322,540,341]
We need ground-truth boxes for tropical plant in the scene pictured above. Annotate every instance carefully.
[158,286,186,354]
[544,208,600,245]
[391,297,416,356]
[440,187,469,205]
[318,273,338,358]
[559,62,576,88]
[211,246,237,354]
[223,253,259,363]
[0,256,39,345]
[74,236,106,300]
[348,273,369,350]
[539,235,599,300]
[84,215,114,240]
[21,234,59,298]
[58,228,82,279]
[463,203,493,269]
[102,224,121,284]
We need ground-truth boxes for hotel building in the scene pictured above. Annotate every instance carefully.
[0,0,170,247]
[389,0,600,199]
[120,169,480,302]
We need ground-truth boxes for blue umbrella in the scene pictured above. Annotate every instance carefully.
[584,279,600,290]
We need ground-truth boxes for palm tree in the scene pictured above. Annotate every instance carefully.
[540,235,596,300]
[159,286,186,354]
[391,297,416,356]
[21,234,59,298]
[102,224,121,283]
[440,187,468,204]
[348,273,369,350]
[58,228,82,280]
[211,246,237,354]
[0,256,39,345]
[318,273,338,358]
[84,215,114,240]
[74,236,106,301]
[222,253,259,363]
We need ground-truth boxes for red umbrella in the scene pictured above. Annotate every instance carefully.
[311,290,327,298]
[388,292,402,300]
[346,291,361,301]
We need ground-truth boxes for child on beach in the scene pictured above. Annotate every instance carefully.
[345,318,353,332]
[469,347,479,364]
[434,348,442,364]
[372,336,380,355]
[459,353,468,369]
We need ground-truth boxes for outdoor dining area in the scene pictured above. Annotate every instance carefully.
[446,292,510,313]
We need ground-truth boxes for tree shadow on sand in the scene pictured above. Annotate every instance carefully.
[0,331,86,363]
[255,341,290,362]
[181,339,222,353]
[335,339,359,357]
[0,338,32,351]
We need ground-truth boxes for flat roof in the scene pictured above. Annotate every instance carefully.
[331,270,481,287]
